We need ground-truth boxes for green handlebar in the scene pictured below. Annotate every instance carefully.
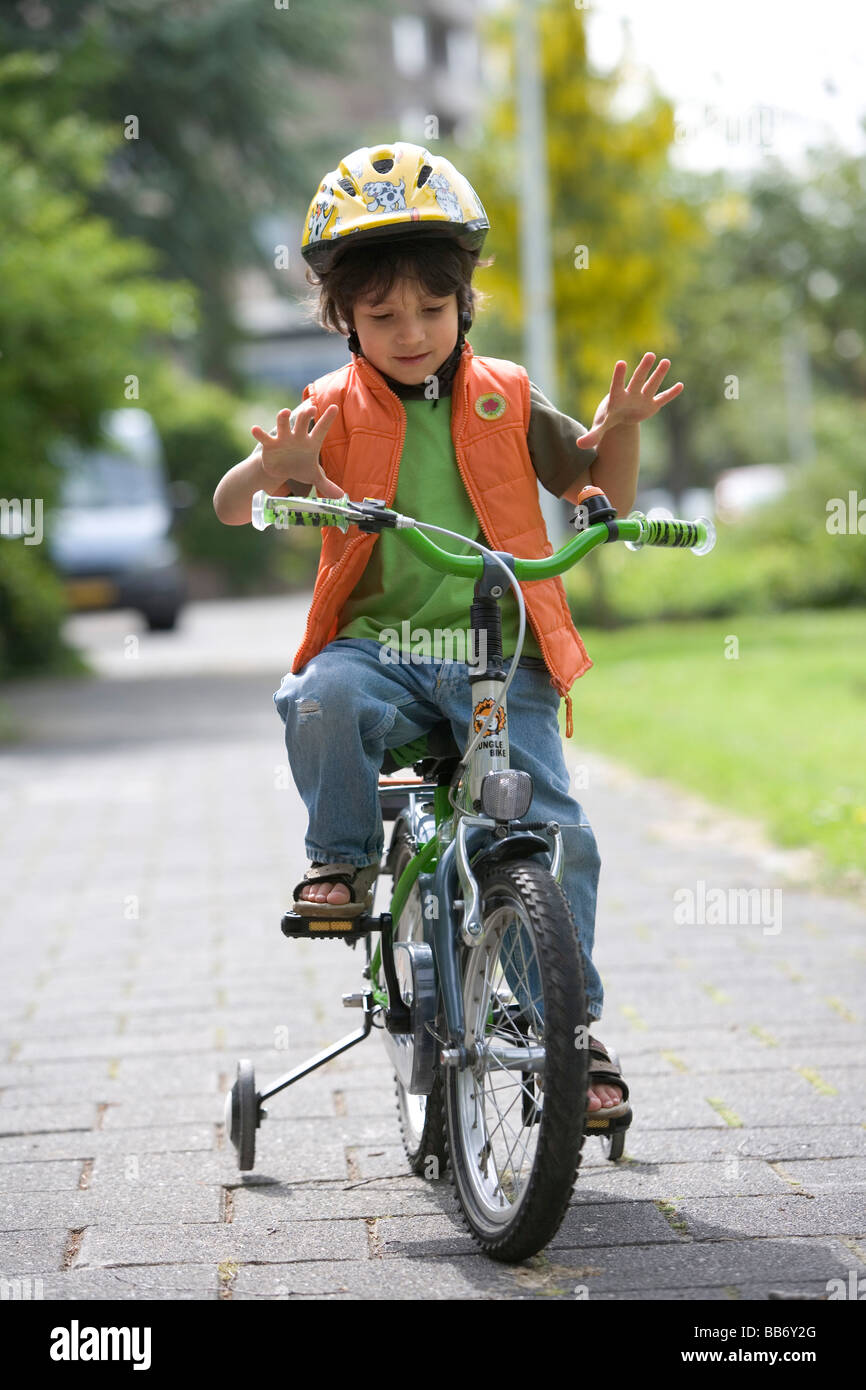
[250,489,716,575]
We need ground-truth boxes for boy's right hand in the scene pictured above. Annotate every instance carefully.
[250,402,344,499]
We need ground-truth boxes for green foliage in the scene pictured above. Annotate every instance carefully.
[0,0,388,385]
[0,55,187,496]
[0,539,82,680]
[144,365,320,593]
[566,395,866,623]
[464,0,708,419]
[0,52,194,672]
[650,145,866,497]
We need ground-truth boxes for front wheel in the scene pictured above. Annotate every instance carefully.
[444,859,588,1262]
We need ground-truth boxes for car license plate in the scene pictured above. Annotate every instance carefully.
[65,578,118,609]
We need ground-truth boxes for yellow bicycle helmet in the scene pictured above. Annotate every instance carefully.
[301,141,489,274]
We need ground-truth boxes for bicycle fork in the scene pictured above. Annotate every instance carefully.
[426,817,564,1070]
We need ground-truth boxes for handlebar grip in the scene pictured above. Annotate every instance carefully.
[644,518,700,547]
[251,490,355,533]
[625,512,715,556]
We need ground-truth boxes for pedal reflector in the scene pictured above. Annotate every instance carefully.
[309,919,352,931]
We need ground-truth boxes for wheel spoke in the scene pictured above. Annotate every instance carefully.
[446,861,587,1257]
[455,899,549,1213]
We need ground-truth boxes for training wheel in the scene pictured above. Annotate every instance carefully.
[601,1129,626,1162]
[224,1059,260,1171]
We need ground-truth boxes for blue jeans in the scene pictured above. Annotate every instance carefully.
[273,638,604,1020]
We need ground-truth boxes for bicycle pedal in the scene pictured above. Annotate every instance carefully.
[280,910,382,942]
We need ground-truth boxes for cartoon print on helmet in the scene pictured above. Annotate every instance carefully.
[301,142,490,273]
[427,173,462,221]
[308,190,337,243]
[363,178,407,215]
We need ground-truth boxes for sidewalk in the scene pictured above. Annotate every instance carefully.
[1,606,864,1301]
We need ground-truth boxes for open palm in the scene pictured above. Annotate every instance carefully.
[577,353,684,451]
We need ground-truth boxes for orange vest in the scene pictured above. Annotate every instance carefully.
[291,340,592,737]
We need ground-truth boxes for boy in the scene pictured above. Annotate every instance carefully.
[213,142,683,1127]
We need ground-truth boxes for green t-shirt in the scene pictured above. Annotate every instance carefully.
[284,377,597,664]
[336,394,543,660]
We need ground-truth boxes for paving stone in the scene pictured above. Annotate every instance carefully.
[589,1280,834,1300]
[112,1061,225,1094]
[376,1212,482,1258]
[640,1043,866,1076]
[0,1105,97,1136]
[0,1184,220,1231]
[230,1178,454,1223]
[622,1072,863,1130]
[16,1033,240,1062]
[675,1194,866,1240]
[34,1265,219,1300]
[0,1062,118,1093]
[602,1022,859,1052]
[0,1016,125,1042]
[343,1144,414,1181]
[99,1097,224,1128]
[0,1229,69,1274]
[231,1255,518,1300]
[0,1124,214,1163]
[572,1158,789,1202]
[772,1157,866,1191]
[0,1160,84,1192]
[76,1220,369,1267]
[232,1129,350,1183]
[553,1199,682,1248]
[86,1151,226,1188]
[480,1235,860,1294]
[0,1082,128,1110]
[590,1125,865,1165]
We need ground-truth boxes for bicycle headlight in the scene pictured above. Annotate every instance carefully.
[480,770,533,822]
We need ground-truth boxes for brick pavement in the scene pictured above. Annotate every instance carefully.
[0,598,864,1301]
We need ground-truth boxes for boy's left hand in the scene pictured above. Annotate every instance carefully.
[576,353,684,450]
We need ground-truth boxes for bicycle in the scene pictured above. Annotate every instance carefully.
[224,484,715,1261]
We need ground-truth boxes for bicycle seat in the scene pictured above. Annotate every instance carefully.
[380,719,461,778]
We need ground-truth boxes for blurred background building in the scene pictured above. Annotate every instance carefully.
[232,0,488,395]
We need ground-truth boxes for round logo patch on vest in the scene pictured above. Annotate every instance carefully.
[474,391,507,421]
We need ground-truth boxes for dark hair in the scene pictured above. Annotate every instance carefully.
[303,236,494,337]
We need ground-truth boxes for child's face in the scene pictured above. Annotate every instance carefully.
[352,276,459,385]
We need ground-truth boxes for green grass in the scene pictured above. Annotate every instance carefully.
[565,608,866,886]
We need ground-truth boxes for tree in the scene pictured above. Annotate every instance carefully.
[0,0,388,387]
[654,141,866,502]
[463,0,708,427]
[0,51,192,676]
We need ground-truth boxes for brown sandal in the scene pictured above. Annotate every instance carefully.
[584,1036,633,1132]
[292,861,379,919]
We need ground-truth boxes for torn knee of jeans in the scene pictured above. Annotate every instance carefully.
[296,696,322,723]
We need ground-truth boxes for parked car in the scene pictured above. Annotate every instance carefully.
[47,408,189,631]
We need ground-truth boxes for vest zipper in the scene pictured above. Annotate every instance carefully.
[294,361,407,669]
[449,354,573,726]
